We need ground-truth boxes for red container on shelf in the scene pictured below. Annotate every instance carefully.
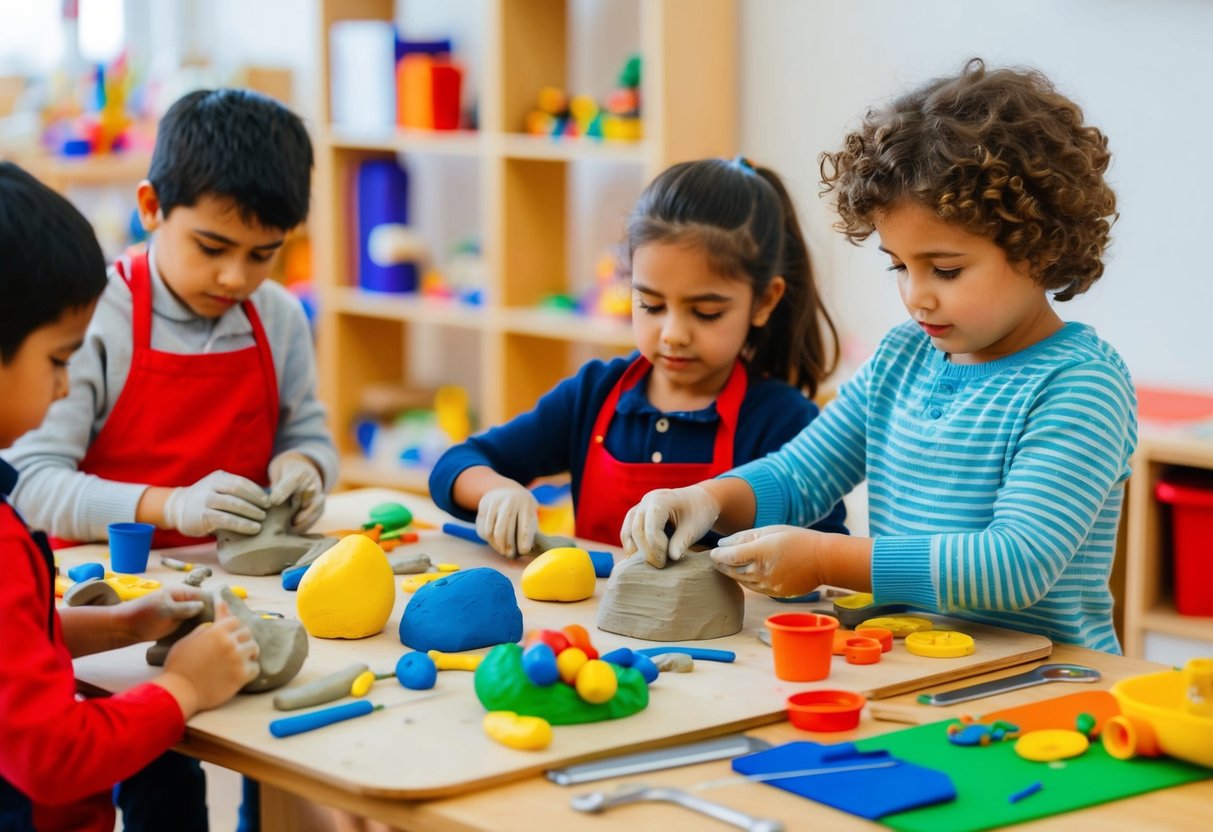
[1155,471,1213,617]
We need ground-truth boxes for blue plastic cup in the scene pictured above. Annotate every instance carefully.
[108,522,155,573]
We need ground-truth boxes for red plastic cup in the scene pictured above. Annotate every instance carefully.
[765,613,839,681]
[787,689,867,732]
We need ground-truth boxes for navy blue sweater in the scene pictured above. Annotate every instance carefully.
[429,353,847,536]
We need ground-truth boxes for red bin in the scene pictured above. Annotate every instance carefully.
[1155,472,1213,617]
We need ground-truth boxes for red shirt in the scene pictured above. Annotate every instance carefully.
[0,470,186,831]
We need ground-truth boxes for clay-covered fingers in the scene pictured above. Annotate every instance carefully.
[267,454,326,532]
[475,485,538,558]
[709,532,761,584]
[164,599,259,710]
[289,491,325,533]
[622,486,720,568]
[710,526,816,597]
[159,586,206,621]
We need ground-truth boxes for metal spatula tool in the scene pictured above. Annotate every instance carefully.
[918,663,1101,706]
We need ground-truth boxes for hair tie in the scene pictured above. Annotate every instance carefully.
[732,155,757,174]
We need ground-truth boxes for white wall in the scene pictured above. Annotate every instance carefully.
[740,0,1213,392]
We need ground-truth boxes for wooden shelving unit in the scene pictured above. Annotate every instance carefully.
[312,0,737,491]
[1121,433,1213,658]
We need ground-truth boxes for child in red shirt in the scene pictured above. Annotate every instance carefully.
[0,162,260,831]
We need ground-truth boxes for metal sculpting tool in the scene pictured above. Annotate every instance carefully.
[917,663,1101,706]
[547,735,772,786]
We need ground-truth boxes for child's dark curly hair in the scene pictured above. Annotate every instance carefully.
[820,58,1116,301]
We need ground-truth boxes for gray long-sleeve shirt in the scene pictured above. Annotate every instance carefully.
[2,245,338,540]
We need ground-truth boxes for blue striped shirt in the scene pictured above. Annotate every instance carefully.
[729,321,1137,652]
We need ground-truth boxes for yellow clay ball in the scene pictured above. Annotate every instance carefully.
[574,659,618,704]
[297,534,395,639]
[556,647,588,685]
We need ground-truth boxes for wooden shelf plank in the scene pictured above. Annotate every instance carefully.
[498,307,634,347]
[1141,604,1213,641]
[325,126,485,156]
[497,133,648,163]
[337,455,430,495]
[331,287,486,330]
[1137,434,1213,469]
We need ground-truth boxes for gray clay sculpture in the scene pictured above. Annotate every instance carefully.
[596,551,745,641]
[215,498,327,576]
[146,586,308,693]
[63,577,121,607]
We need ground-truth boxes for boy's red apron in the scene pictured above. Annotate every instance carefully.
[575,356,746,546]
[55,248,279,549]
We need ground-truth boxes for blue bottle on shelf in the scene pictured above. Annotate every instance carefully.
[357,159,417,293]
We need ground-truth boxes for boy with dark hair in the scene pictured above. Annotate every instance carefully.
[0,161,261,831]
[3,88,337,830]
[4,87,336,545]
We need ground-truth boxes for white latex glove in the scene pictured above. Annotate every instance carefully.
[268,452,325,532]
[620,485,721,568]
[163,471,270,537]
[475,484,539,559]
[711,525,822,597]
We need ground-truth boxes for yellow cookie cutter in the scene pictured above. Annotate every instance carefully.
[860,615,934,638]
[905,630,975,658]
[833,592,875,610]
[104,574,161,601]
[1015,728,1089,762]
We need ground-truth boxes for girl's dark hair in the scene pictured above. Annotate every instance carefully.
[625,157,839,397]
[149,88,313,231]
[0,163,107,362]
[820,58,1116,301]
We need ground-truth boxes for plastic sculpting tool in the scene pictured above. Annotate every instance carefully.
[547,735,773,785]
[442,521,486,545]
[917,663,1101,706]
[268,691,447,737]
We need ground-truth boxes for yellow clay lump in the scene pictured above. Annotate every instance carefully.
[297,534,395,639]
[520,547,596,602]
[483,711,553,750]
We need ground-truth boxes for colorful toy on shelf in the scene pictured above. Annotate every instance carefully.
[523,54,641,142]
[418,235,486,305]
[396,38,464,131]
[601,54,642,141]
[578,251,631,322]
[354,384,473,473]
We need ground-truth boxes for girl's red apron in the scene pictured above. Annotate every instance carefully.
[575,356,746,546]
[56,248,278,549]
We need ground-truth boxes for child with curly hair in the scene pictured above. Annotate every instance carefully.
[622,59,1136,652]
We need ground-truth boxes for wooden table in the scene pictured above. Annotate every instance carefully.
[60,490,1211,830]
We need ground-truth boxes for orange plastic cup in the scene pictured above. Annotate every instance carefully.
[766,613,839,681]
